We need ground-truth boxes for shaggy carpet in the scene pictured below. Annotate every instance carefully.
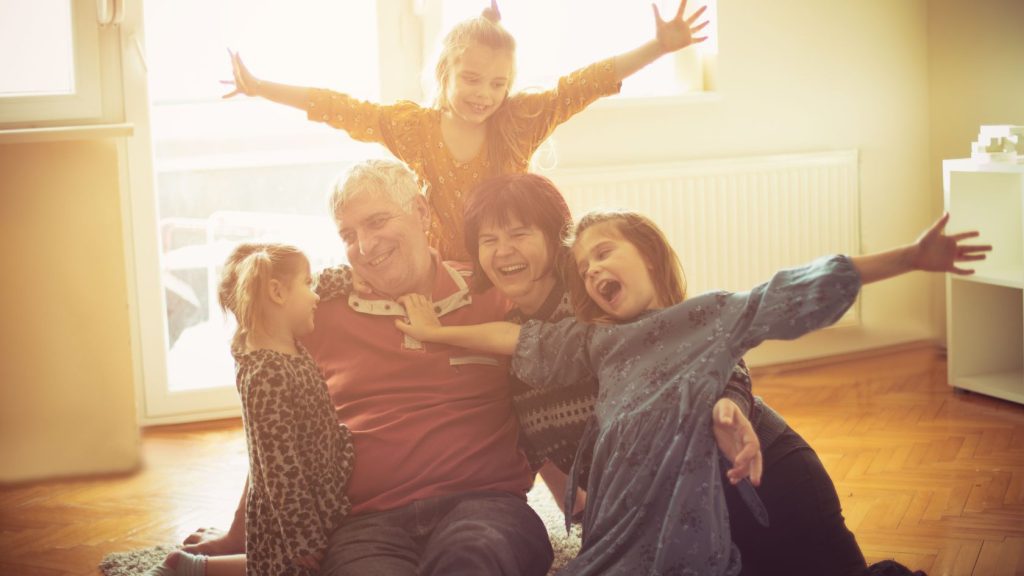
[99,487,581,575]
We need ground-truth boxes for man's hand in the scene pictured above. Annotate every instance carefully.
[181,526,245,556]
[713,398,763,486]
[293,551,324,571]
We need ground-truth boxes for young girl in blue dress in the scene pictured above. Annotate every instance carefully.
[395,210,989,575]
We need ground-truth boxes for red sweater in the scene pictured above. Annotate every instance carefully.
[303,260,531,514]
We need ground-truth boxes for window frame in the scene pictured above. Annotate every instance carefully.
[0,0,125,129]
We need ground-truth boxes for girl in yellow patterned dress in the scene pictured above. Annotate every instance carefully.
[222,0,710,260]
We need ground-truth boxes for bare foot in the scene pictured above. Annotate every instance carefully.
[181,527,244,555]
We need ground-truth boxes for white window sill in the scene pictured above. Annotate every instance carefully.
[0,123,134,145]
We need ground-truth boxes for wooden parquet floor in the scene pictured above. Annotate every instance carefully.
[1,346,1022,575]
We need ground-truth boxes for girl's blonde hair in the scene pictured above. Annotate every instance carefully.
[218,242,308,351]
[432,4,538,176]
[567,210,688,323]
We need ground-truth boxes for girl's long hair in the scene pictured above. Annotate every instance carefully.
[217,243,307,351]
[567,210,688,323]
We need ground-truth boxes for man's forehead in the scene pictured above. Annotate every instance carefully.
[337,192,404,226]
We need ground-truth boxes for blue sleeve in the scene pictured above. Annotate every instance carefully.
[723,254,862,355]
[511,318,596,390]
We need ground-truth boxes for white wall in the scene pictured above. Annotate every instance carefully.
[0,139,140,482]
[927,0,1024,343]
[545,0,936,365]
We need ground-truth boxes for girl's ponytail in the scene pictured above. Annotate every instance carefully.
[481,0,501,23]
[218,243,306,351]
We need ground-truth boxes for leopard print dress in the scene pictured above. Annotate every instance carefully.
[234,346,356,576]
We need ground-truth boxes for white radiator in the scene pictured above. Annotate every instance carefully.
[548,150,861,326]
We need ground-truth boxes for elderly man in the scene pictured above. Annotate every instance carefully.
[180,159,553,576]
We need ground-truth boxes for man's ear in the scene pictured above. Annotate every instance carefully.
[267,278,287,305]
[413,195,431,229]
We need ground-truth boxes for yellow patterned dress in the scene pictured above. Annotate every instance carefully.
[306,59,621,260]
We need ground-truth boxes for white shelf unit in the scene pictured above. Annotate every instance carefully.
[944,159,1024,405]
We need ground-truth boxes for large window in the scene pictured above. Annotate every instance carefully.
[127,0,717,422]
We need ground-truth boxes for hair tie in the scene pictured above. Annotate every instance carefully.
[482,0,501,23]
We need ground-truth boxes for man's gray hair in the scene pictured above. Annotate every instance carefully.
[329,159,424,226]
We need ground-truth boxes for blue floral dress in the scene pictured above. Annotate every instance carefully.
[512,255,862,575]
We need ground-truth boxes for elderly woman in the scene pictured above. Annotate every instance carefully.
[460,173,867,576]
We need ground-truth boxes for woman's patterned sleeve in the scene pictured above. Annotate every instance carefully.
[315,265,354,302]
[243,361,331,558]
[722,359,754,417]
[723,255,862,356]
[512,318,596,390]
[511,57,622,151]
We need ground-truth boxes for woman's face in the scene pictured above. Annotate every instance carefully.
[477,215,556,315]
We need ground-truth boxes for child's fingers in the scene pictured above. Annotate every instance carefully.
[949,230,981,241]
[685,4,707,24]
[675,0,687,21]
[652,3,663,24]
[691,20,709,34]
[750,449,763,486]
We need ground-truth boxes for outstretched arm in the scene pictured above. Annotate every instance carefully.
[852,212,991,285]
[612,0,709,82]
[395,294,520,356]
[222,50,310,110]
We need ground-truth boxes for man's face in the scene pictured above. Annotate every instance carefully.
[337,192,434,298]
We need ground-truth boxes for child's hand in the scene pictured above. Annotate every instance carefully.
[652,0,710,54]
[222,50,260,99]
[395,294,443,341]
[912,212,992,275]
[712,398,763,486]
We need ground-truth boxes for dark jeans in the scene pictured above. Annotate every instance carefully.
[725,426,867,576]
[321,490,553,576]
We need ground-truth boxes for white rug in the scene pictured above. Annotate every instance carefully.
[100,487,581,575]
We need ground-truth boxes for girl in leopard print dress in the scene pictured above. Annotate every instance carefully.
[146,243,355,576]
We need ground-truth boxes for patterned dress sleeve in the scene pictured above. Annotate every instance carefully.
[509,57,622,155]
[314,264,354,302]
[511,318,596,390]
[244,360,332,560]
[306,90,426,163]
[722,254,862,356]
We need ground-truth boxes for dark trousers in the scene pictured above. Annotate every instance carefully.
[321,490,553,576]
[725,427,867,576]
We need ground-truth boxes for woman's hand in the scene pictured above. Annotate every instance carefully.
[652,0,710,54]
[713,398,763,486]
[222,50,260,98]
[912,212,992,275]
[395,294,443,341]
